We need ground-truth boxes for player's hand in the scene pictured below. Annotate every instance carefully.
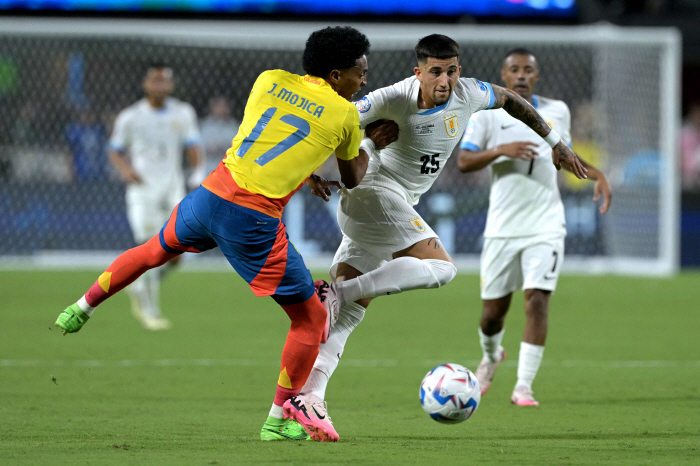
[552,142,587,179]
[593,175,612,214]
[307,174,343,202]
[364,119,399,150]
[496,141,538,160]
[121,168,142,184]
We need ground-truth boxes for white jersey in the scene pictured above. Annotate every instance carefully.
[461,95,571,238]
[354,76,495,205]
[109,97,201,192]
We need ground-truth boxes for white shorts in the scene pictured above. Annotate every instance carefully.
[480,234,565,300]
[330,185,437,279]
[126,184,186,244]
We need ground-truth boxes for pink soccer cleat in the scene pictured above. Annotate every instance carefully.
[475,346,506,395]
[314,280,339,344]
[511,386,540,406]
[283,394,339,442]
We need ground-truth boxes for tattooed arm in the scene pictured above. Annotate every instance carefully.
[490,85,588,179]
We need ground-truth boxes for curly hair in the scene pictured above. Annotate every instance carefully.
[415,34,460,63]
[303,26,370,78]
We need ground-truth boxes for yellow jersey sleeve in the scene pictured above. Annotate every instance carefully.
[334,105,361,161]
[222,70,359,199]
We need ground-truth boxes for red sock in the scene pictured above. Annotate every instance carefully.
[84,236,179,307]
[273,294,327,407]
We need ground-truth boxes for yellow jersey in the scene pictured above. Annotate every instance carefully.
[221,70,360,200]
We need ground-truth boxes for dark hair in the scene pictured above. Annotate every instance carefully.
[504,48,537,62]
[303,26,370,78]
[415,34,460,63]
[145,62,171,76]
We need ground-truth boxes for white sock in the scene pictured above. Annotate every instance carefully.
[77,296,96,317]
[127,275,154,318]
[516,341,545,390]
[146,269,162,319]
[268,403,284,419]
[336,257,456,306]
[479,327,505,363]
[301,301,366,399]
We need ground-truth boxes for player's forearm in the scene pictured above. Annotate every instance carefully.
[493,86,553,141]
[457,148,501,172]
[562,157,605,181]
[108,150,133,176]
[186,145,204,168]
[338,150,369,189]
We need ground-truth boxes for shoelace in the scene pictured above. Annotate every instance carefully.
[308,400,333,424]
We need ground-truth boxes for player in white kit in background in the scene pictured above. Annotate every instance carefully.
[458,49,612,406]
[108,64,206,330]
[298,36,588,426]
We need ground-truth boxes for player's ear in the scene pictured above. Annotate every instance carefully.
[413,66,422,82]
[327,69,341,85]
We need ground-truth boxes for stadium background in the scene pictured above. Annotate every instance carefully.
[1,0,697,275]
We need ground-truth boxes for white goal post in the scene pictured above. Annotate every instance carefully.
[0,19,681,276]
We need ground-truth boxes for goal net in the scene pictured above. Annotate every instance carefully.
[0,19,681,275]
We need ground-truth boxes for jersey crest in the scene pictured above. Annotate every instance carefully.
[444,114,459,138]
[355,96,371,113]
[409,216,426,232]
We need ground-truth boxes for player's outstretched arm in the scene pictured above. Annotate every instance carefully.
[108,149,141,184]
[458,142,538,173]
[490,85,588,179]
[560,156,612,213]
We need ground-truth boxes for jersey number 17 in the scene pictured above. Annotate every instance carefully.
[238,107,310,166]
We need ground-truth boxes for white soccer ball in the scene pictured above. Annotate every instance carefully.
[420,363,481,423]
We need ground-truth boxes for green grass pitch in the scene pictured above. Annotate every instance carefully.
[1,270,699,465]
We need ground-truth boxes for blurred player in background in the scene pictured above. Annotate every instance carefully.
[300,35,588,430]
[56,26,373,442]
[108,64,206,330]
[458,48,612,406]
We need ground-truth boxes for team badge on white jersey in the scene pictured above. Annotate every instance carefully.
[409,216,427,232]
[444,114,459,137]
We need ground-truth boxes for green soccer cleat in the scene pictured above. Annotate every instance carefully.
[55,303,90,335]
[260,416,311,441]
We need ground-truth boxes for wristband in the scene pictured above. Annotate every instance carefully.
[544,129,561,148]
[359,137,376,154]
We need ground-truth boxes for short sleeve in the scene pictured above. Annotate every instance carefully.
[335,105,362,161]
[460,111,492,151]
[109,110,130,153]
[182,104,202,148]
[560,102,572,147]
[354,81,406,129]
[460,78,496,114]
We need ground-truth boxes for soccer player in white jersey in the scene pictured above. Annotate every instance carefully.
[458,48,612,406]
[108,64,205,330]
[297,35,588,426]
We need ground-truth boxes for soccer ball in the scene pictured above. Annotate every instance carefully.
[420,363,481,423]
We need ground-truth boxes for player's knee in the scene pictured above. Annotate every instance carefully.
[424,259,457,288]
[525,290,550,318]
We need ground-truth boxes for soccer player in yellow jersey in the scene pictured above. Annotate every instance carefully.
[55,26,373,443]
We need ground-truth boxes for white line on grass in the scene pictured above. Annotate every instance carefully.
[1,359,700,368]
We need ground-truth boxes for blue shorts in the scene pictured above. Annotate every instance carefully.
[159,186,314,304]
